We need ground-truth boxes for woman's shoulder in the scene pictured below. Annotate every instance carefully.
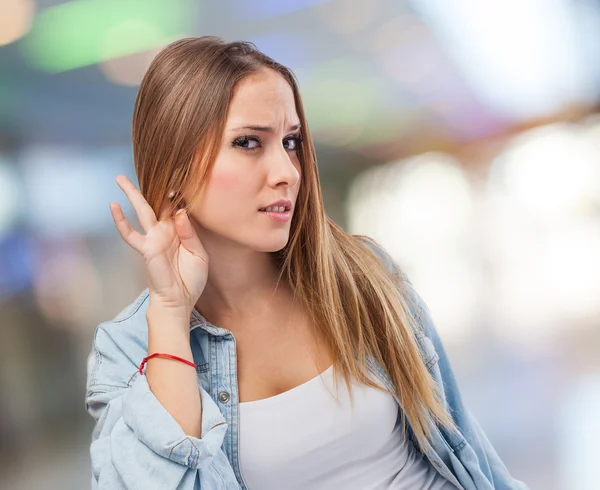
[111,288,151,323]
[353,234,404,278]
[87,289,151,391]
[353,234,426,319]
[94,288,151,351]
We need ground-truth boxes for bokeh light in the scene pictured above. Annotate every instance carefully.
[348,153,478,342]
[0,0,35,46]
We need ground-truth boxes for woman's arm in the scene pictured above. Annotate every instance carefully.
[145,306,204,439]
[85,317,232,489]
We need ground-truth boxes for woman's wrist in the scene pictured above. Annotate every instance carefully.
[147,299,191,325]
[146,305,192,352]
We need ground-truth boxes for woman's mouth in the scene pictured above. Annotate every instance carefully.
[259,207,291,222]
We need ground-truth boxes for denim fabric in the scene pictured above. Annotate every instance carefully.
[85,239,528,490]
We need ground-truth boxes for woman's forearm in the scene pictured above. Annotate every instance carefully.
[145,307,202,439]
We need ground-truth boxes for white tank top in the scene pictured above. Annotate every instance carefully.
[239,364,457,490]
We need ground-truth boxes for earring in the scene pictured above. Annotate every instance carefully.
[168,190,175,200]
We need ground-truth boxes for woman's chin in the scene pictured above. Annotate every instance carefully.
[253,231,290,252]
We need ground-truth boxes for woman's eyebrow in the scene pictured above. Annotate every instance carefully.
[229,123,302,133]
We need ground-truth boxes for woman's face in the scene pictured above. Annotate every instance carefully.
[191,69,302,252]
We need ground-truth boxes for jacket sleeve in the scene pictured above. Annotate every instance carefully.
[85,323,233,490]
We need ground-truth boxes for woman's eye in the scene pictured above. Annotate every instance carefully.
[284,136,303,152]
[232,135,303,153]
[232,136,261,151]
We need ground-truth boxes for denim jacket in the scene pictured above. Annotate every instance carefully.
[85,239,528,489]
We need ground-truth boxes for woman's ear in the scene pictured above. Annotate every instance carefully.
[158,190,185,220]
[170,191,187,208]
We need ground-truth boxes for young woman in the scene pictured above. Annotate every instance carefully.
[85,36,528,489]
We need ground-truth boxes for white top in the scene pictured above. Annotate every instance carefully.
[239,364,457,490]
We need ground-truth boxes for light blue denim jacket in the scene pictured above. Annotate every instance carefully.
[85,239,528,489]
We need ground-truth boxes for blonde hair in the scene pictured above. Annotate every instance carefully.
[132,36,455,451]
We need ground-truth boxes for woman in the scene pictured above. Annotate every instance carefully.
[85,36,527,489]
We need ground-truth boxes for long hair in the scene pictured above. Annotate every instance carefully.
[132,36,455,451]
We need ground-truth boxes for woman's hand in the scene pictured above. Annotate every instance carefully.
[109,175,208,319]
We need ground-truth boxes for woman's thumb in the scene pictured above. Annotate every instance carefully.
[174,209,205,256]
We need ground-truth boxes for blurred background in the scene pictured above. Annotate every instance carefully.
[1,0,600,488]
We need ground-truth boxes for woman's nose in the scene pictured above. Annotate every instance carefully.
[266,146,300,188]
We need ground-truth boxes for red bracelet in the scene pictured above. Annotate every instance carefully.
[139,353,197,375]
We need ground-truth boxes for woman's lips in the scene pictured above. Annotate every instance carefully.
[259,209,291,222]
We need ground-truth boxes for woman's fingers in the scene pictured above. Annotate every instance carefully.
[110,202,145,252]
[115,175,157,233]
[174,209,207,259]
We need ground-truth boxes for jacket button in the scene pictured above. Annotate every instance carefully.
[218,391,230,403]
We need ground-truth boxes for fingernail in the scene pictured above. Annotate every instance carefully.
[175,208,186,216]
